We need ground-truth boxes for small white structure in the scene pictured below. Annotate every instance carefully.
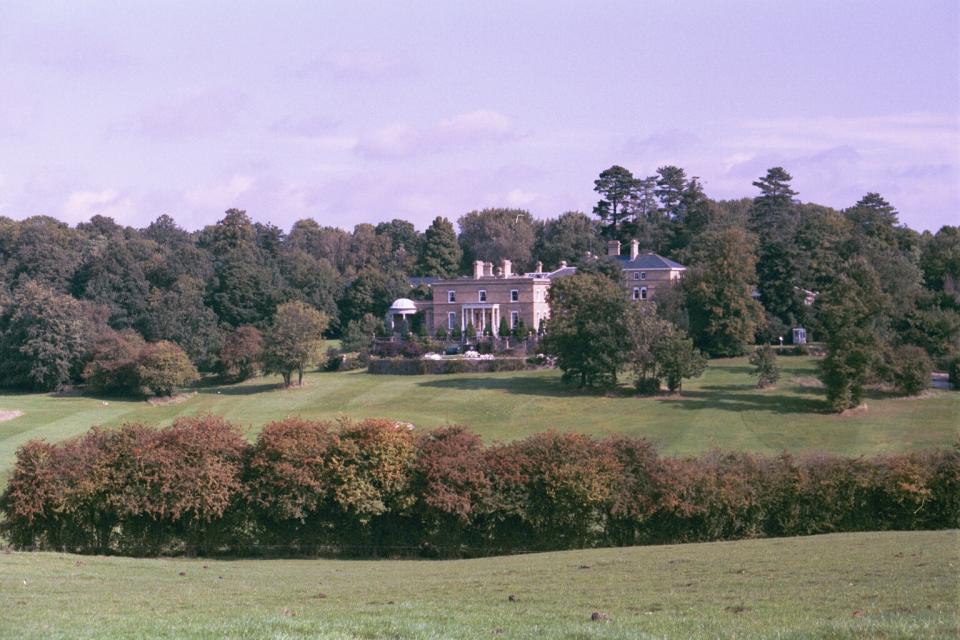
[386,298,418,333]
[793,327,808,345]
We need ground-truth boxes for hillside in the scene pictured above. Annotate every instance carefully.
[1,356,958,484]
[1,530,956,639]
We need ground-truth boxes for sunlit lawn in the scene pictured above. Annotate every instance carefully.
[1,530,956,639]
[1,356,957,484]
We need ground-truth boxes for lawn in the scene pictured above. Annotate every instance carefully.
[1,530,956,639]
[1,356,957,484]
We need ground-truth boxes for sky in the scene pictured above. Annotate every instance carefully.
[0,1,957,232]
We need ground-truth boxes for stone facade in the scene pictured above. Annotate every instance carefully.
[410,244,685,337]
[430,260,553,336]
[606,240,686,301]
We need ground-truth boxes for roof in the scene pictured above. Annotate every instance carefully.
[388,298,418,313]
[545,266,577,279]
[408,276,436,287]
[617,253,686,270]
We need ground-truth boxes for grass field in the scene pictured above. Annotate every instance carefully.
[1,356,957,483]
[1,530,956,639]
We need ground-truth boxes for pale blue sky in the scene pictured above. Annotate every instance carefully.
[0,1,957,231]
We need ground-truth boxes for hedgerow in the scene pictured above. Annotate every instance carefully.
[1,417,956,557]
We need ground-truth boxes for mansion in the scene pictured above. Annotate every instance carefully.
[387,239,686,337]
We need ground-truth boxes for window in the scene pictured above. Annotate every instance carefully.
[447,290,456,303]
[633,272,640,280]
[511,311,519,329]
[640,272,646,280]
[479,290,487,302]
[448,312,456,330]
[510,289,519,302]
[632,287,640,300]
[640,287,648,300]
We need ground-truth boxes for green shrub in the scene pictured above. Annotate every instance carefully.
[890,345,933,396]
[749,345,780,388]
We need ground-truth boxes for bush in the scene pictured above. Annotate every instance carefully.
[136,341,200,397]
[890,345,933,396]
[3,422,957,557]
[947,355,960,387]
[749,345,780,388]
[83,330,146,394]
[218,325,263,382]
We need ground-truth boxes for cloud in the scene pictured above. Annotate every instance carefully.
[121,90,248,140]
[356,124,421,157]
[62,188,136,223]
[437,110,516,143]
[356,110,517,158]
[2,25,134,74]
[622,129,701,156]
[299,52,409,80]
[184,175,255,210]
[505,188,539,206]
[270,115,340,138]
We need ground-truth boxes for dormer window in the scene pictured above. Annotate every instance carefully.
[479,290,487,302]
[448,291,456,303]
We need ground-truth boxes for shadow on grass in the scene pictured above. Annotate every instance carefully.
[417,375,586,398]
[197,382,283,396]
[666,389,830,414]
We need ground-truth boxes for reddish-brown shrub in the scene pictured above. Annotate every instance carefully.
[413,426,490,523]
[484,431,622,549]
[218,325,263,382]
[328,418,417,522]
[2,420,957,557]
[246,417,338,523]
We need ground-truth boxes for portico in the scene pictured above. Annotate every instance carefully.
[461,303,500,335]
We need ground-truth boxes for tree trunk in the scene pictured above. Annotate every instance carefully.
[297,366,304,386]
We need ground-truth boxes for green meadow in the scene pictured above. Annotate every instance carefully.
[1,356,957,484]
[1,530,956,639]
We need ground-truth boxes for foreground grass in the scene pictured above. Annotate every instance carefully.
[1,356,958,483]
[1,530,956,639]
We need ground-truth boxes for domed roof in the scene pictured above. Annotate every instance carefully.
[388,298,418,313]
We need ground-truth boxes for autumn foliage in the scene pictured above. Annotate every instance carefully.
[2,417,957,556]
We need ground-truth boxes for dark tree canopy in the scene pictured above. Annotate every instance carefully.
[416,216,462,278]
[593,165,638,233]
[457,209,535,270]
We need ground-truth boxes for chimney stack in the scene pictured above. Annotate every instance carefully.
[607,240,621,257]
[502,259,512,278]
[483,261,493,277]
[630,239,639,260]
[560,260,568,268]
[473,260,484,279]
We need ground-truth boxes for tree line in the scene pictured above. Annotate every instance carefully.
[0,167,957,408]
[544,165,959,409]
[2,416,956,557]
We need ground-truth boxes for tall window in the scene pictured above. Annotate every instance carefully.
[479,290,487,302]
[632,287,640,300]
[448,312,456,330]
[447,291,456,303]
[511,311,519,329]
[640,287,648,300]
[510,289,519,302]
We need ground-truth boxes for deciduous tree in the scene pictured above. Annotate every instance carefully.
[542,273,628,388]
[262,301,328,387]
